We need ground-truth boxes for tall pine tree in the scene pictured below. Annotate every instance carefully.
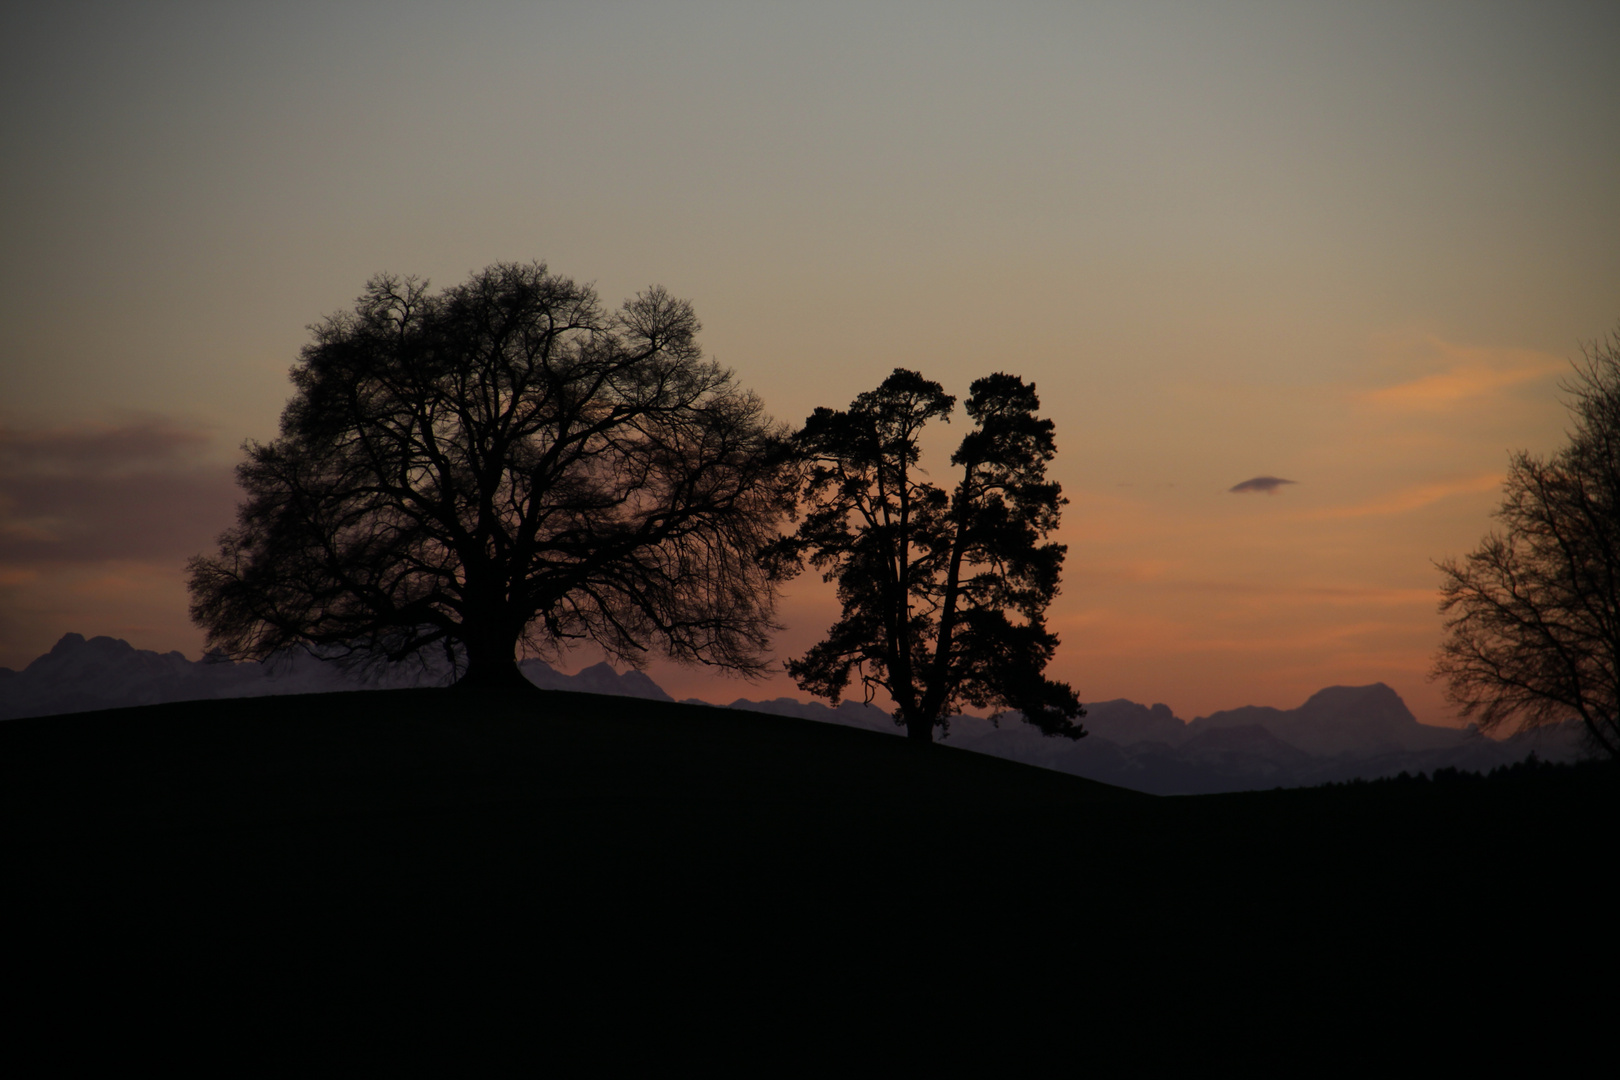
[770,369,1084,743]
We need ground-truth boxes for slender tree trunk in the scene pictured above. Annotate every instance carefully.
[920,469,974,723]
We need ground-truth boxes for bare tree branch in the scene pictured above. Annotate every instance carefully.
[1433,325,1620,758]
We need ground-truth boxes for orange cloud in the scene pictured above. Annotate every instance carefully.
[1360,339,1565,412]
[1304,473,1504,520]
[1287,585,1437,608]
[1114,559,1182,583]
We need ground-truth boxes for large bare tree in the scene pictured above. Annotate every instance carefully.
[1434,328,1620,757]
[190,262,793,690]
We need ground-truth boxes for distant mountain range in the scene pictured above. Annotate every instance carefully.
[0,633,677,717]
[1,633,1587,794]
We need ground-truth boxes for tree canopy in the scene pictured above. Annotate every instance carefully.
[1434,327,1620,758]
[189,262,792,689]
[768,368,1084,743]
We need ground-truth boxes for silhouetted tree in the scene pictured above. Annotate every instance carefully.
[768,368,1084,743]
[1434,326,1620,758]
[189,263,793,690]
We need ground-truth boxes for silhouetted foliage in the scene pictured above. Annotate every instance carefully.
[768,368,1084,743]
[189,262,793,690]
[1314,753,1616,790]
[1434,327,1620,758]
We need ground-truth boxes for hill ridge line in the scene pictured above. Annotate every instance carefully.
[1,633,1585,794]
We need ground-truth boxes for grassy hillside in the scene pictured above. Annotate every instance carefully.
[2,687,1612,1057]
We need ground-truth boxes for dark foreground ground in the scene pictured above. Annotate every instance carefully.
[3,687,1613,1062]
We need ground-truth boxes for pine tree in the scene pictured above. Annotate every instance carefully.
[770,368,1084,742]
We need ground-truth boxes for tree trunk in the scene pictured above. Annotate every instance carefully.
[904,711,934,744]
[454,627,534,693]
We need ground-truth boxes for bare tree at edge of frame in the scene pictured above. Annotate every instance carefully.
[1433,325,1620,758]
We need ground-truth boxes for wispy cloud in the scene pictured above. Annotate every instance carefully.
[0,416,237,565]
[1360,339,1565,412]
[0,415,242,668]
[1305,473,1504,520]
[0,414,216,476]
[1230,476,1296,494]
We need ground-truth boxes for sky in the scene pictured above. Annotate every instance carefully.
[3,1,1618,725]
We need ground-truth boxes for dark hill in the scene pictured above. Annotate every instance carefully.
[2,688,1612,1060]
[0,685,1141,842]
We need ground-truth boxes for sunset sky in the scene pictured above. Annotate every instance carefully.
[3,2,1617,725]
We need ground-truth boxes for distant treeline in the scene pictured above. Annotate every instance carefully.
[1313,753,1616,790]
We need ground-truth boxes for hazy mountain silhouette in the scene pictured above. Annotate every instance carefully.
[518,657,673,701]
[1185,683,1466,755]
[710,679,1583,793]
[0,633,668,720]
[1,633,1584,793]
